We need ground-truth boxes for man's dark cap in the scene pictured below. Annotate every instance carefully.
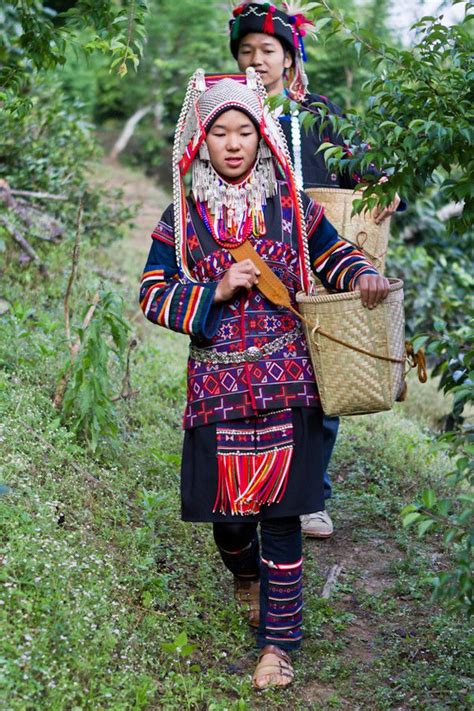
[230,3,296,59]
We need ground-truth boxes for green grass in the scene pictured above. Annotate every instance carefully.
[0,164,472,709]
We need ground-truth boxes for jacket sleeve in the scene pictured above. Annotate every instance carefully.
[303,194,379,291]
[139,205,223,339]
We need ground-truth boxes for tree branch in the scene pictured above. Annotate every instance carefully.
[109,105,152,160]
[64,201,84,352]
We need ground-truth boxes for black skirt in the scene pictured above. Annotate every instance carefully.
[181,407,325,522]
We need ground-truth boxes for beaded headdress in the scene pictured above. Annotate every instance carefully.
[172,68,312,292]
[229,1,317,101]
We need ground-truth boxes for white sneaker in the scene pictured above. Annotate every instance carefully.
[301,511,334,538]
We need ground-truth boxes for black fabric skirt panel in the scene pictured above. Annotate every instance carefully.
[180,407,325,522]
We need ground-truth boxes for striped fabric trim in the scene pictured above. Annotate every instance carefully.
[139,268,215,337]
[261,556,303,571]
[313,240,349,272]
[348,264,378,290]
[305,200,324,240]
[313,241,377,291]
[263,557,303,646]
[152,219,174,246]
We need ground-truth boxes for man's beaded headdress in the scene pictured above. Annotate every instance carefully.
[229,1,317,101]
[172,68,311,291]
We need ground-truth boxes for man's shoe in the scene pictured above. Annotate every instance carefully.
[301,510,334,538]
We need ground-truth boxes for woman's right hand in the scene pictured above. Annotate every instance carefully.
[214,259,261,303]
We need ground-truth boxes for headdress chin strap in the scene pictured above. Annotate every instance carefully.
[172,67,314,294]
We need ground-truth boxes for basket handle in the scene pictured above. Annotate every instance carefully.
[310,323,427,383]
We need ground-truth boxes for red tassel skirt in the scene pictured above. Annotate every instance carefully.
[180,407,325,522]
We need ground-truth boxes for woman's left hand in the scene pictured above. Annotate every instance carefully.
[373,176,401,224]
[356,274,390,309]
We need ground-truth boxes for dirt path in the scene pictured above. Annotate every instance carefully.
[96,158,170,254]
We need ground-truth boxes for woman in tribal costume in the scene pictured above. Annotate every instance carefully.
[139,68,388,689]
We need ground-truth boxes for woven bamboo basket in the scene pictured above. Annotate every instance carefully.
[306,187,390,274]
[296,279,406,416]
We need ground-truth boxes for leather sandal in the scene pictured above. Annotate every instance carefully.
[252,644,294,690]
[234,577,260,628]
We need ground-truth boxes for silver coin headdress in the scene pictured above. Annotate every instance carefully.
[172,67,312,292]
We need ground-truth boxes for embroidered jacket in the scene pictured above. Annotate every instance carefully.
[140,183,378,429]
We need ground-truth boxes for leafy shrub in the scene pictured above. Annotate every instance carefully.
[403,331,473,616]
[387,176,473,339]
[0,0,149,113]
[60,290,131,452]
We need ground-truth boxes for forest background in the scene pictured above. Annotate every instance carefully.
[0,1,472,708]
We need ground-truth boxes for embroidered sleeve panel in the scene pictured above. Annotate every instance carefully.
[308,214,378,291]
[140,229,223,339]
[151,204,175,246]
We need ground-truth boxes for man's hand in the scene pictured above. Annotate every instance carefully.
[356,274,390,309]
[373,176,401,224]
[214,259,261,303]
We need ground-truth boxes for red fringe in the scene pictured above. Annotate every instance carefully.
[213,447,293,515]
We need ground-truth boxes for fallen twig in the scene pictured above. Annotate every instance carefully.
[10,189,68,201]
[0,215,45,270]
[1,180,64,252]
[13,200,64,242]
[321,563,344,599]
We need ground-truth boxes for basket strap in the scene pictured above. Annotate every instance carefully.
[229,240,294,311]
[310,323,405,364]
[405,341,428,382]
[311,324,427,385]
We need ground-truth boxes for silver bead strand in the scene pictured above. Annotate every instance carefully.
[266,103,314,294]
[291,112,304,191]
[172,69,204,282]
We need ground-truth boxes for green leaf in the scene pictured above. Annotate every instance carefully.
[316,141,336,153]
[403,512,422,527]
[411,335,429,353]
[422,489,437,509]
[418,519,436,537]
[180,643,196,657]
[174,631,188,648]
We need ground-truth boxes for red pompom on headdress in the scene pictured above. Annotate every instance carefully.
[262,3,277,34]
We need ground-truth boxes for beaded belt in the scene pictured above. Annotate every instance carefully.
[189,327,302,365]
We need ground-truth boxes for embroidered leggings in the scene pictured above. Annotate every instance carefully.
[213,517,302,651]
